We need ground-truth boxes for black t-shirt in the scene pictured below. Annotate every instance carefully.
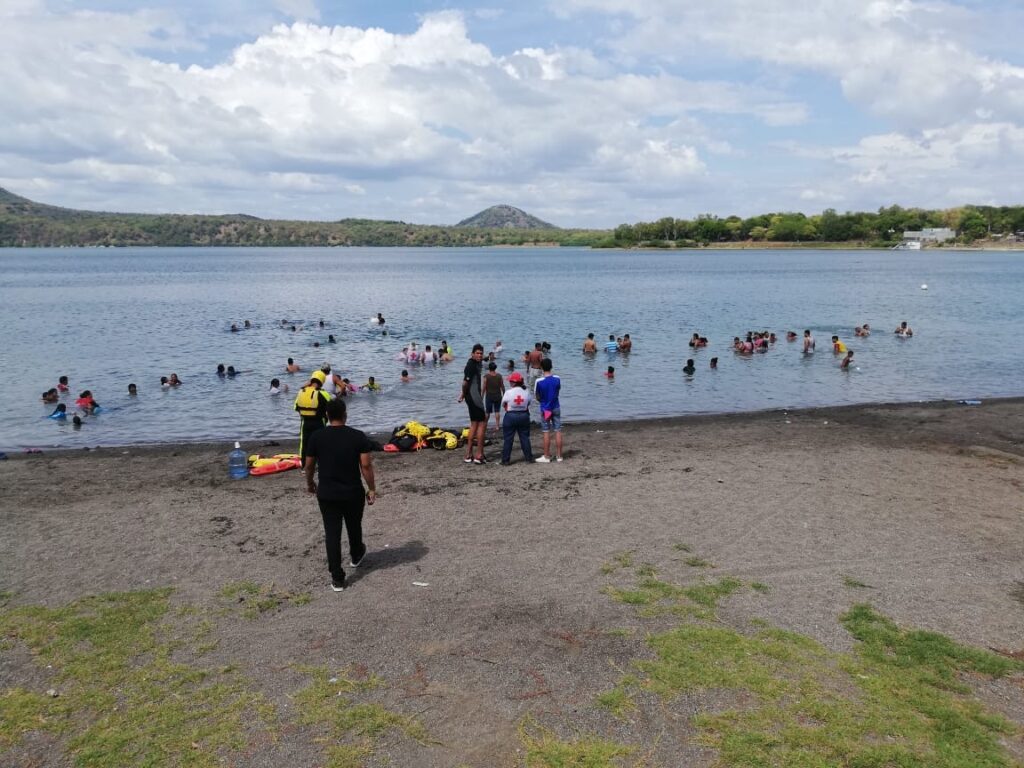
[463,359,484,407]
[307,425,372,501]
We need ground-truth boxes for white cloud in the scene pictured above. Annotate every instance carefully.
[0,5,811,224]
[560,0,1024,131]
[0,1,1020,225]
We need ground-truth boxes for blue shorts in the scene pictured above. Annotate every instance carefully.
[485,397,501,414]
[540,408,561,432]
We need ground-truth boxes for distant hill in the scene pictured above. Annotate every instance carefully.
[0,187,605,248]
[456,205,557,230]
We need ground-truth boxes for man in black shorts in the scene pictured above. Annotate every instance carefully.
[305,398,377,592]
[458,343,488,464]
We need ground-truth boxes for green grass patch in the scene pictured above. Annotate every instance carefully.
[595,686,636,718]
[0,688,69,747]
[682,577,743,608]
[220,581,310,618]
[606,628,636,638]
[683,556,713,568]
[294,666,428,764]
[672,542,692,552]
[601,570,1024,768]
[0,589,272,767]
[519,717,635,767]
[750,582,770,594]
[600,551,636,575]
[634,563,657,578]
[842,575,874,589]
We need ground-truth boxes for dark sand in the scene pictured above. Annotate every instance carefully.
[2,399,1023,766]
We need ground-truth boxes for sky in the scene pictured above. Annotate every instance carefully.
[1,0,1022,228]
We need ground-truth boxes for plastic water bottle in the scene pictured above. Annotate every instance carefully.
[228,442,248,480]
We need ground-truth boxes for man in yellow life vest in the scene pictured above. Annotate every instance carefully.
[294,370,332,463]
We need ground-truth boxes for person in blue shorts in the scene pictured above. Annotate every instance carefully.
[604,334,618,353]
[534,358,563,463]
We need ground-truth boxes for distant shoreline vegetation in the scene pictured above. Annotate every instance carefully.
[1,187,1021,248]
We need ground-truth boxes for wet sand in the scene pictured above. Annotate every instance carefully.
[1,398,1023,765]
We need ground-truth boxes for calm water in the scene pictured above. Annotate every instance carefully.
[1,247,1021,450]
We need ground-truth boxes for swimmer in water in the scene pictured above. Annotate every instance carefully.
[244,319,251,328]
[217,364,226,377]
[328,335,336,343]
[376,313,385,325]
[683,359,696,376]
[76,390,99,413]
[231,323,239,333]
[227,366,237,377]
[128,383,137,396]
[831,335,847,354]
[57,375,69,393]
[841,350,854,370]
[313,341,320,349]
[401,369,413,382]
[506,359,516,372]
[319,319,325,328]
[786,331,798,342]
[605,365,615,379]
[620,334,632,352]
[360,376,381,392]
[168,373,181,387]
[49,403,67,419]
[583,333,597,353]
[710,357,718,369]
[689,333,700,348]
[803,330,815,354]
[42,388,60,404]
[269,378,288,394]
[894,321,913,337]
[286,358,301,373]
[160,376,170,388]
[72,415,83,428]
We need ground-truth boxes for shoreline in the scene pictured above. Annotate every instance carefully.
[2,392,1022,765]
[8,394,1024,458]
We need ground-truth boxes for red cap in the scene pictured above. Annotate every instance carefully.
[508,371,524,383]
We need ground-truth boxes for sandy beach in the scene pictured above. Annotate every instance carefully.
[2,398,1023,766]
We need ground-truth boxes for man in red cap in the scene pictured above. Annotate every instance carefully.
[499,371,534,465]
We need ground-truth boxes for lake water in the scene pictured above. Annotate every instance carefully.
[1,246,1021,450]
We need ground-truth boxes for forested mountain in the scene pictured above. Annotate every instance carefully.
[0,189,599,247]
[456,205,556,229]
[1,186,1021,247]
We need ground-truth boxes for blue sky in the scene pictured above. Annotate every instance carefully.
[1,0,1022,227]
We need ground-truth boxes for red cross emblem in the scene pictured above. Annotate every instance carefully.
[513,394,524,405]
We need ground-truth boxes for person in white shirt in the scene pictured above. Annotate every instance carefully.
[499,372,534,465]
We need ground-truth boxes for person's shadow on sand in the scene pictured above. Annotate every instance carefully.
[345,539,428,587]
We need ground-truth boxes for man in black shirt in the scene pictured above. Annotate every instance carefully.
[457,343,487,464]
[305,398,376,592]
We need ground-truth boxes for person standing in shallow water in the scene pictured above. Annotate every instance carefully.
[305,398,376,592]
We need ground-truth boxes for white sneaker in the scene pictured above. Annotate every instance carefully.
[556,456,564,462]
[535,456,551,463]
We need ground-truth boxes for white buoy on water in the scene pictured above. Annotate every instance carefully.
[920,284,928,290]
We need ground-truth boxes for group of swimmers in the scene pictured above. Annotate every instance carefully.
[43,376,104,426]
[581,333,633,354]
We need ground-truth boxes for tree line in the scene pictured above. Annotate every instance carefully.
[2,197,1022,248]
[609,205,1024,247]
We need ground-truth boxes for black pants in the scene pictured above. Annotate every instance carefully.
[299,417,325,463]
[318,496,366,582]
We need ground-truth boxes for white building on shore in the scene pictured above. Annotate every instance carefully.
[902,227,956,245]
